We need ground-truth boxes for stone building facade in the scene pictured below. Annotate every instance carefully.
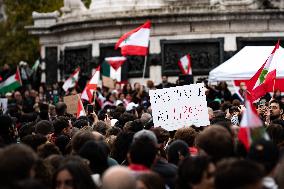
[26,0,284,85]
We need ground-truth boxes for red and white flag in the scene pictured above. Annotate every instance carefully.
[115,21,151,56]
[178,54,192,75]
[81,66,100,103]
[62,67,80,92]
[238,98,263,150]
[76,95,86,118]
[105,57,127,71]
[247,41,280,101]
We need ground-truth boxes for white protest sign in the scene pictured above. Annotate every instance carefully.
[0,98,8,114]
[149,83,210,131]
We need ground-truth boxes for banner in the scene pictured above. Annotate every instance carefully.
[149,83,209,131]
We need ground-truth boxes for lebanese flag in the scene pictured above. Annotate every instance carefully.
[0,67,22,94]
[81,66,100,103]
[115,21,151,56]
[178,54,192,75]
[62,67,80,92]
[105,57,127,71]
[238,98,263,151]
[247,41,279,101]
[77,95,86,118]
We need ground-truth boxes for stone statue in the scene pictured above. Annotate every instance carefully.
[210,0,261,9]
[61,0,87,13]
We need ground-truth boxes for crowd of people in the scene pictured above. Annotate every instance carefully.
[0,68,284,189]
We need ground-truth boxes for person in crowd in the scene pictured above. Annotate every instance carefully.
[195,126,234,163]
[156,76,175,89]
[52,156,97,189]
[167,140,190,166]
[247,139,279,189]
[232,82,247,102]
[174,127,198,155]
[128,130,158,171]
[269,100,284,123]
[273,89,282,101]
[0,144,38,188]
[215,159,264,189]
[136,172,165,189]
[151,127,176,189]
[176,156,215,189]
[101,166,136,189]
[216,81,232,102]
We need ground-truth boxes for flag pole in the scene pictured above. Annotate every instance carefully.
[142,56,147,79]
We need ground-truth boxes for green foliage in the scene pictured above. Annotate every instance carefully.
[82,0,92,8]
[0,0,63,67]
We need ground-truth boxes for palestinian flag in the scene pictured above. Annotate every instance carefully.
[115,21,151,56]
[0,67,22,94]
[62,67,80,92]
[247,40,279,101]
[102,58,128,84]
[238,98,268,151]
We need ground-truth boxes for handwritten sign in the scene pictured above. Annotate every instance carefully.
[64,94,79,115]
[149,83,209,131]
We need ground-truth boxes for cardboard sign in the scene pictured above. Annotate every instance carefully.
[102,76,115,89]
[149,83,209,131]
[64,94,79,115]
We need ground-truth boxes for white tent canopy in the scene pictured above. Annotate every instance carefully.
[209,46,284,82]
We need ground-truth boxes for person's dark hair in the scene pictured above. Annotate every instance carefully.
[118,112,136,129]
[52,158,97,189]
[266,123,284,146]
[247,139,279,175]
[79,141,109,175]
[167,140,189,165]
[128,119,144,133]
[73,119,89,129]
[151,127,170,144]
[111,131,134,164]
[106,126,121,137]
[128,135,157,168]
[21,134,47,151]
[215,159,264,189]
[71,130,95,154]
[18,122,35,141]
[221,102,232,113]
[44,155,64,175]
[0,115,16,145]
[94,120,110,135]
[35,120,54,136]
[55,135,70,155]
[53,116,69,136]
[0,144,37,186]
[176,156,212,189]
[270,99,284,111]
[37,143,61,159]
[55,102,67,116]
[137,172,165,189]
[34,158,52,187]
[111,106,126,120]
[174,127,197,147]
[195,126,234,163]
